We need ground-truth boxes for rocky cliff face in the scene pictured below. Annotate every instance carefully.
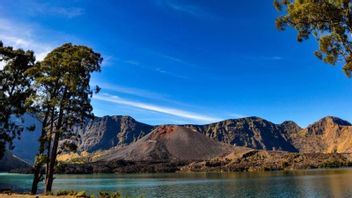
[288,116,352,153]
[184,117,301,152]
[68,115,154,152]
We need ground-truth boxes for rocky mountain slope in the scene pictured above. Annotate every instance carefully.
[78,115,352,155]
[64,115,154,152]
[6,114,352,173]
[9,114,352,171]
[184,117,301,152]
[11,113,41,164]
[287,116,352,153]
[0,151,31,172]
[94,125,234,162]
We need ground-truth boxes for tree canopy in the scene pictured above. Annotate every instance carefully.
[0,41,36,159]
[274,0,352,76]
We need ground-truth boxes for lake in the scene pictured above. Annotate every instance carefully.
[1,169,352,197]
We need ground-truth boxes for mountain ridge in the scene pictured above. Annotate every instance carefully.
[10,114,352,166]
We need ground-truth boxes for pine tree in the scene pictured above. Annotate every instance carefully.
[0,41,36,159]
[28,43,102,194]
[274,0,352,76]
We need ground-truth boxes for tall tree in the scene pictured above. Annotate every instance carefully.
[0,41,36,159]
[28,43,102,194]
[274,0,352,76]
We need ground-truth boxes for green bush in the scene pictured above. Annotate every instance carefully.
[99,191,121,198]
[76,191,88,197]
[56,190,77,196]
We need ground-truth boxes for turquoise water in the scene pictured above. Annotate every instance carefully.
[1,169,352,197]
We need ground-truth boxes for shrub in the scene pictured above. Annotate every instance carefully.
[76,191,88,197]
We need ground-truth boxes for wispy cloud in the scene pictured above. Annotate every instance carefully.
[22,0,84,18]
[0,18,53,61]
[124,60,140,66]
[228,113,246,119]
[155,67,188,79]
[101,55,114,67]
[154,52,197,67]
[94,93,221,123]
[245,56,284,61]
[95,81,169,101]
[94,81,208,109]
[155,0,216,19]
[123,58,189,79]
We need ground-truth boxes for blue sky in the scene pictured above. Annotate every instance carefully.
[1,0,352,127]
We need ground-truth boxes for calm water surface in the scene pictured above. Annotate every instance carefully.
[1,169,352,198]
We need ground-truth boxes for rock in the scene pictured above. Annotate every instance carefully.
[184,117,299,152]
[288,116,352,153]
[69,115,154,152]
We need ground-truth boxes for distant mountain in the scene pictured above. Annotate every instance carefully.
[67,115,154,152]
[11,113,41,164]
[11,114,352,168]
[10,115,153,163]
[287,116,352,153]
[94,125,234,162]
[183,117,300,152]
[0,151,31,172]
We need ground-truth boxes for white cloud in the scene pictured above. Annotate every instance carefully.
[124,60,140,66]
[155,67,188,79]
[94,81,205,108]
[228,113,246,119]
[96,81,169,101]
[156,0,215,19]
[154,52,198,68]
[0,18,53,61]
[94,93,221,123]
[123,58,189,79]
[44,6,84,18]
[19,0,84,18]
[245,56,284,61]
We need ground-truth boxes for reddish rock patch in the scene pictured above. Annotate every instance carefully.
[148,125,176,140]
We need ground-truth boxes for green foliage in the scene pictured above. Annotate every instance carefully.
[54,190,133,198]
[319,160,348,168]
[56,190,78,196]
[99,192,122,198]
[0,41,36,159]
[76,191,88,197]
[274,0,352,76]
[30,43,102,193]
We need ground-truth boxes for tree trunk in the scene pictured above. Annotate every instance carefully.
[44,129,60,193]
[31,165,42,194]
[31,111,49,195]
[45,89,67,193]
[45,108,55,184]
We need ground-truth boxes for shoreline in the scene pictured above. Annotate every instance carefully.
[2,165,352,175]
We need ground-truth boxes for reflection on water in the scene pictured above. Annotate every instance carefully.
[1,169,352,197]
